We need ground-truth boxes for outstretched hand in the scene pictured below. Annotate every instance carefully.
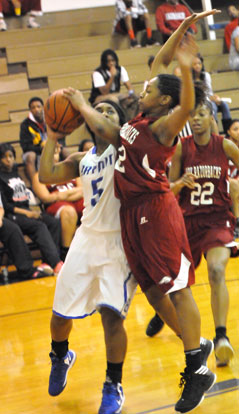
[184,9,221,28]
[176,35,198,69]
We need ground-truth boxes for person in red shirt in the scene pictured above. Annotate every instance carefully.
[169,101,239,368]
[155,0,197,43]
[63,11,220,414]
[224,4,239,52]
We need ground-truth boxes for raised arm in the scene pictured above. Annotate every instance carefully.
[150,9,220,78]
[151,36,197,146]
[63,88,121,148]
[39,127,84,184]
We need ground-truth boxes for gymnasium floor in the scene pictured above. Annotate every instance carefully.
[1,256,238,414]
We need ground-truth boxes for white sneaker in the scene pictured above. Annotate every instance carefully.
[0,19,7,31]
[27,16,40,28]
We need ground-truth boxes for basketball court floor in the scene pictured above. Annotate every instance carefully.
[1,256,238,414]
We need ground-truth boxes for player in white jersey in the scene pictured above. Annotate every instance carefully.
[39,100,137,414]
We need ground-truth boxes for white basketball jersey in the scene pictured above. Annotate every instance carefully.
[79,144,120,232]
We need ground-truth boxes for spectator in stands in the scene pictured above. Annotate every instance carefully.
[155,0,197,43]
[89,49,134,105]
[78,138,94,152]
[229,21,239,70]
[0,143,63,275]
[31,143,84,261]
[225,5,239,52]
[20,96,67,182]
[0,191,53,280]
[192,53,232,134]
[113,0,158,48]
[0,0,42,31]
[226,119,239,237]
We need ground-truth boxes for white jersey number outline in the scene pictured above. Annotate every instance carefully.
[190,182,214,205]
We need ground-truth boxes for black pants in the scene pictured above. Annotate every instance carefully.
[0,218,35,279]
[7,212,61,268]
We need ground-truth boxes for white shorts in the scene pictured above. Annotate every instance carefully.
[53,225,137,319]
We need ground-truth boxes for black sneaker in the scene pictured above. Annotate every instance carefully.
[213,336,234,367]
[146,313,164,337]
[175,366,216,413]
[130,39,141,48]
[146,37,160,46]
[200,337,214,366]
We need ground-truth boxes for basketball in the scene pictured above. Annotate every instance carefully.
[44,89,84,134]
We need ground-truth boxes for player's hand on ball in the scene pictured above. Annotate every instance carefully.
[46,125,65,141]
[63,87,86,111]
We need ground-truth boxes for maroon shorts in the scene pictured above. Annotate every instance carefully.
[184,211,237,268]
[120,192,195,293]
[46,199,84,218]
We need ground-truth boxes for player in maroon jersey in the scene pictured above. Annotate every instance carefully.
[62,10,221,414]
[169,101,239,368]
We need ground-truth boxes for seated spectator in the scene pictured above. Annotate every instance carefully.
[31,143,84,261]
[78,139,94,152]
[226,119,239,237]
[225,5,239,52]
[0,143,63,275]
[89,49,134,105]
[20,96,68,182]
[192,53,231,134]
[155,0,197,43]
[0,0,42,31]
[113,0,158,48]
[0,192,53,280]
[229,22,239,70]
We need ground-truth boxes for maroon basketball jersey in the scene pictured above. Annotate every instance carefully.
[228,159,239,179]
[179,134,232,216]
[114,113,177,201]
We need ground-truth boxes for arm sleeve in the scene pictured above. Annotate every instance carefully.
[155,6,172,35]
[120,66,130,83]
[204,72,213,96]
[92,71,106,88]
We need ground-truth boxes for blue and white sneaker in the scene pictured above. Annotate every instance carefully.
[98,381,125,414]
[48,350,76,396]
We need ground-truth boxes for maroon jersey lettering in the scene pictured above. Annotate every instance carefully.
[114,113,177,201]
[179,134,231,216]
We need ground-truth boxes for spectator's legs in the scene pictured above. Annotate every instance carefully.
[58,206,78,260]
[41,212,61,253]
[211,101,218,122]
[219,101,231,134]
[12,214,61,269]
[0,217,35,279]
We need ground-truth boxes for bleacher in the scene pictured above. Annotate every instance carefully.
[0,2,236,280]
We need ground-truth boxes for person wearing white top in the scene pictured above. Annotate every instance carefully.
[229,25,239,70]
[89,48,134,105]
[40,98,137,414]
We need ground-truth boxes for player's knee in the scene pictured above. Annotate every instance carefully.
[101,307,123,332]
[51,313,69,328]
[208,263,225,284]
[60,206,78,224]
